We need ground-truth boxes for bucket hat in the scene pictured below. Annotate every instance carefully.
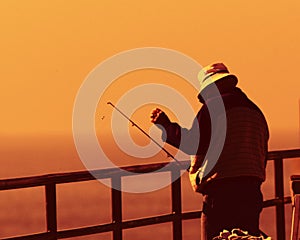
[198,63,238,93]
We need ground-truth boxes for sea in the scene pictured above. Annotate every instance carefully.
[0,134,299,239]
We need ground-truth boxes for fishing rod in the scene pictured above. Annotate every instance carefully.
[107,102,183,167]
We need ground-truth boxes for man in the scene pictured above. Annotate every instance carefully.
[150,63,269,240]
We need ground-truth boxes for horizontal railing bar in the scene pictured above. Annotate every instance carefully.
[2,232,53,240]
[2,211,203,240]
[262,196,292,208]
[267,149,300,160]
[181,211,202,220]
[0,162,189,191]
[0,149,299,191]
[122,213,177,229]
[2,222,115,240]
[121,211,202,230]
[57,222,115,239]
[0,170,103,190]
[59,210,204,238]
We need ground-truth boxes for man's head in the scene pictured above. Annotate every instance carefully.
[198,63,238,94]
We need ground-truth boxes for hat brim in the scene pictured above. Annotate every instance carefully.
[199,73,238,93]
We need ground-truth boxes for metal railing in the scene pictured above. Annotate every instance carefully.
[0,149,300,240]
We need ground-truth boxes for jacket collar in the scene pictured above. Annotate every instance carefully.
[198,87,244,104]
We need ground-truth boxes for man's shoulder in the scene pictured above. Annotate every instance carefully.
[225,88,263,112]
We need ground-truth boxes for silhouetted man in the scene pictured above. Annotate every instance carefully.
[150,63,269,240]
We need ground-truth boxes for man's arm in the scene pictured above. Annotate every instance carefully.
[150,108,202,155]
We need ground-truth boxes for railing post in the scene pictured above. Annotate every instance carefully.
[111,175,122,240]
[171,167,182,240]
[274,158,286,240]
[45,183,57,239]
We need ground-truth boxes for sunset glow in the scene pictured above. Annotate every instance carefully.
[0,2,300,238]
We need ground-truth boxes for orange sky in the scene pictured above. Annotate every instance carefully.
[0,0,300,149]
[0,3,299,238]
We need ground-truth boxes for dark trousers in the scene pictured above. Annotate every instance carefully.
[201,177,263,240]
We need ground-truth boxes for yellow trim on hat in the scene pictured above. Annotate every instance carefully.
[199,72,234,93]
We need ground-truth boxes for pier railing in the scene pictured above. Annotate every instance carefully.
[0,149,300,240]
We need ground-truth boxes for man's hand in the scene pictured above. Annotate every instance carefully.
[150,108,171,128]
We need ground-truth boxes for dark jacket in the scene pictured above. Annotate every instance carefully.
[163,87,269,191]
